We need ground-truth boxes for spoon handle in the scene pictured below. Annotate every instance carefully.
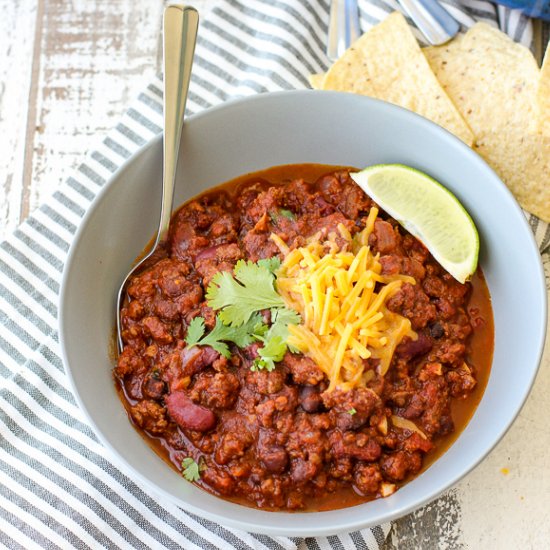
[157,5,199,246]
[397,0,460,45]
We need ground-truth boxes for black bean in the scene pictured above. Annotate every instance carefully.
[430,322,445,339]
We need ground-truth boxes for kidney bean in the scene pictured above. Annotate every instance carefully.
[181,345,219,377]
[142,376,166,400]
[396,333,433,360]
[195,245,220,261]
[165,391,216,432]
[299,386,322,413]
[260,446,288,473]
[336,411,369,431]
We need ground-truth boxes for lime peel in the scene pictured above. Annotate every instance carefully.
[350,164,479,284]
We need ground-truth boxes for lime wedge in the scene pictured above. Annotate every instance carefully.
[350,164,479,284]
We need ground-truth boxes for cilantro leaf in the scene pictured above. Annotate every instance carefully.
[181,457,201,482]
[268,308,301,342]
[185,317,206,346]
[249,308,300,371]
[194,329,230,357]
[348,408,357,416]
[257,257,281,274]
[269,210,280,224]
[184,316,229,356]
[252,335,287,372]
[269,209,295,224]
[185,315,268,358]
[251,314,270,339]
[208,314,267,349]
[206,260,285,326]
[279,209,296,221]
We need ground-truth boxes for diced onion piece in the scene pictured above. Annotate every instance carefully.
[391,415,428,439]
[381,483,396,497]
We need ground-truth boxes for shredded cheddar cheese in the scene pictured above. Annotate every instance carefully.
[273,207,417,391]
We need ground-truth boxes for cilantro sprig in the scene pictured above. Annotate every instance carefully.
[185,258,300,371]
[265,308,301,346]
[206,259,285,326]
[181,457,204,482]
[251,336,286,372]
[185,315,265,358]
[251,309,301,371]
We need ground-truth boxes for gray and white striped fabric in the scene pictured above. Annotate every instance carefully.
[1,1,549,549]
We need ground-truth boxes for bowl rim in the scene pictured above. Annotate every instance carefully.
[59,89,548,536]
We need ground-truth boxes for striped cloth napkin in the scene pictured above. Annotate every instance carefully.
[1,1,549,549]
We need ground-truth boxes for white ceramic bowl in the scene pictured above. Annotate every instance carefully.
[59,91,547,536]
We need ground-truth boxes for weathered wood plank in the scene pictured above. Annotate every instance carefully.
[20,0,165,232]
[0,0,38,240]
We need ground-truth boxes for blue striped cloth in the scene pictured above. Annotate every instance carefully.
[0,1,549,549]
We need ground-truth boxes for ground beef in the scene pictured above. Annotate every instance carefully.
[195,242,243,287]
[190,371,240,409]
[115,166,492,511]
[283,354,325,386]
[130,400,168,435]
[354,463,383,495]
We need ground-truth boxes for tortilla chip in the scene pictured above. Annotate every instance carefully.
[309,73,325,90]
[537,41,550,137]
[424,23,550,222]
[322,12,474,146]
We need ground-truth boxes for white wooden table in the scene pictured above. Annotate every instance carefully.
[1,1,549,548]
